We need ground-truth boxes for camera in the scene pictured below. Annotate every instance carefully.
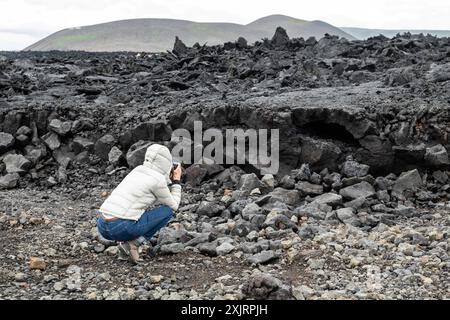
[170,162,180,179]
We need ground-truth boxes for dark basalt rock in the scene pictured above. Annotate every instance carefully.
[172,36,188,56]
[271,27,290,47]
[0,173,20,189]
[0,29,448,191]
[126,140,154,169]
[242,272,293,300]
[0,132,15,153]
[94,134,116,161]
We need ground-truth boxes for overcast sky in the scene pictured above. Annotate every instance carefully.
[1,0,449,50]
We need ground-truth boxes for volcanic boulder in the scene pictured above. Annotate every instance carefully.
[72,137,95,154]
[16,126,32,137]
[393,169,423,195]
[94,134,116,161]
[184,164,208,186]
[108,146,125,167]
[237,173,265,194]
[0,173,20,189]
[311,193,343,207]
[341,157,370,177]
[132,121,172,143]
[242,272,293,300]
[126,140,153,169]
[2,154,32,174]
[339,181,376,200]
[48,119,72,136]
[336,207,356,222]
[42,132,61,151]
[15,126,32,146]
[271,27,290,47]
[24,144,47,165]
[0,132,15,154]
[300,137,342,171]
[247,250,280,265]
[236,37,248,49]
[424,144,449,167]
[72,118,95,133]
[292,163,311,181]
[267,188,301,206]
[196,201,225,218]
[173,36,188,56]
[295,181,323,196]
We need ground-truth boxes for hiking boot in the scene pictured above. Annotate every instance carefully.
[118,240,140,264]
[146,246,157,259]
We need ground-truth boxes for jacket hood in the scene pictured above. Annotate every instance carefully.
[143,144,173,182]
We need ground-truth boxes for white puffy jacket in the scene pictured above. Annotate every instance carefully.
[99,144,182,221]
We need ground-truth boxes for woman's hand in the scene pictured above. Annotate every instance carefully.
[172,164,182,181]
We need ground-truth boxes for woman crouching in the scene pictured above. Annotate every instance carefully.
[97,144,181,263]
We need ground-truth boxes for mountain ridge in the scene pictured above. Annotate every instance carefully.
[25,14,450,52]
[24,15,355,52]
[341,27,450,39]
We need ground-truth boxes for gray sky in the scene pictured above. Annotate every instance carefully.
[1,0,449,50]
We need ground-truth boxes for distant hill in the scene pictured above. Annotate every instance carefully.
[248,16,354,41]
[24,14,356,52]
[341,27,450,39]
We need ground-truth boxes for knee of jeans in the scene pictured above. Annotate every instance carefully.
[96,218,104,229]
[97,223,107,238]
[160,205,174,218]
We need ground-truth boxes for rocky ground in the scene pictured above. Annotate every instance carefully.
[0,164,449,300]
[0,28,449,300]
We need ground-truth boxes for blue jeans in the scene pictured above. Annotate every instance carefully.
[97,206,174,242]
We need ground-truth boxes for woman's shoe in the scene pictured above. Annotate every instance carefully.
[146,246,157,258]
[118,241,139,264]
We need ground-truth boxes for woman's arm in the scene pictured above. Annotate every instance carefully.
[153,164,182,211]
[153,181,181,211]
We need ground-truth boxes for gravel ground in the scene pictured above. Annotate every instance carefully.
[0,186,448,300]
